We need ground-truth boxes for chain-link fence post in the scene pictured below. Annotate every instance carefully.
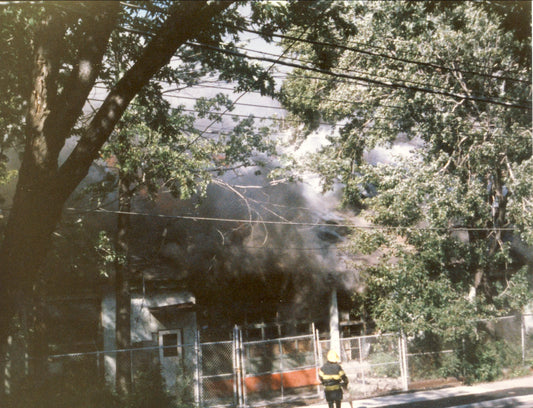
[198,333,204,408]
[240,327,247,408]
[399,331,409,391]
[313,324,321,396]
[130,349,134,393]
[279,337,284,403]
[521,312,526,365]
[194,330,200,406]
[233,325,245,408]
[358,336,366,391]
[232,326,238,408]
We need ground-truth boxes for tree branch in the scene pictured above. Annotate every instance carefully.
[57,1,234,195]
[45,3,120,153]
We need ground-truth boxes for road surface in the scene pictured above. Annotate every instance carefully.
[305,375,533,408]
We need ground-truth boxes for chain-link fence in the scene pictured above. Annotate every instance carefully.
[320,333,406,399]
[199,339,235,407]
[3,314,532,407]
[243,334,320,406]
[46,343,197,406]
[317,314,533,400]
[406,314,533,386]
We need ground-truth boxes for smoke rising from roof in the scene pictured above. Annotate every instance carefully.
[124,163,360,328]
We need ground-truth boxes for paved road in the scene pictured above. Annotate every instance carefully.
[305,375,533,408]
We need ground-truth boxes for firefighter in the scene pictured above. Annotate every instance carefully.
[319,350,349,408]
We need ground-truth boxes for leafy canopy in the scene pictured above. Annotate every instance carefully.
[280,0,532,335]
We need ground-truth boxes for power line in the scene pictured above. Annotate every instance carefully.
[240,13,530,80]
[162,94,286,111]
[58,207,522,233]
[0,203,527,236]
[86,97,300,125]
[93,85,286,111]
[157,77,530,119]
[186,42,531,110]
[220,43,462,95]
[140,78,410,111]
[85,96,532,137]
[181,43,526,108]
[114,21,531,109]
[173,2,325,158]
[241,28,531,85]
[120,2,530,85]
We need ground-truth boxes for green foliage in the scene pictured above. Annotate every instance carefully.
[369,351,401,378]
[359,255,474,336]
[0,0,369,399]
[439,335,523,385]
[367,339,402,378]
[95,230,122,278]
[506,158,533,245]
[0,3,36,201]
[281,1,532,346]
[41,217,107,294]
[493,267,533,312]
[124,365,189,408]
[6,359,118,408]
[6,359,191,408]
[92,95,276,208]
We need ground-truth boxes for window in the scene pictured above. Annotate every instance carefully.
[160,329,183,359]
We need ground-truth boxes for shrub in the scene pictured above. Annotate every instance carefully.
[6,361,118,408]
[369,351,401,378]
[6,360,194,408]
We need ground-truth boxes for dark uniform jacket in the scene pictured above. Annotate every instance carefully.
[319,361,348,394]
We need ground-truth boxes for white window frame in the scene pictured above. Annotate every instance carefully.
[158,329,184,362]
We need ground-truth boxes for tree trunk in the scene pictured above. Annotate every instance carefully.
[0,2,233,382]
[470,169,509,300]
[115,174,133,396]
[0,11,67,394]
[27,277,49,380]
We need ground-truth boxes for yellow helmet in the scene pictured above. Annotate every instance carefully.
[327,349,340,363]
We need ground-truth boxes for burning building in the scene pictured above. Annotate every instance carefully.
[99,167,363,387]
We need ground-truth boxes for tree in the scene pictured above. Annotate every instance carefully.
[279,1,532,334]
[0,1,242,384]
[0,0,358,393]
[93,98,273,393]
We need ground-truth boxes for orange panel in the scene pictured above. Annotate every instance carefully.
[210,368,320,395]
[245,368,319,392]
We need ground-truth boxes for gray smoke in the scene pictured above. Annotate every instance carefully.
[124,164,359,331]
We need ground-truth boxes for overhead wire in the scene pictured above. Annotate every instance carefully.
[161,8,320,158]
[53,207,523,233]
[114,19,531,109]
[186,42,531,110]
[120,1,530,84]
[92,84,287,111]
[2,3,527,249]
[0,201,526,235]
[85,95,532,136]
[37,5,532,157]
[210,42,463,94]
[240,13,530,80]
[111,28,532,110]
[240,28,531,85]
[119,23,531,110]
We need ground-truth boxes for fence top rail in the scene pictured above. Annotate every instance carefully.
[244,334,315,346]
[39,313,532,361]
[48,342,199,359]
[321,332,399,343]
[200,340,233,347]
